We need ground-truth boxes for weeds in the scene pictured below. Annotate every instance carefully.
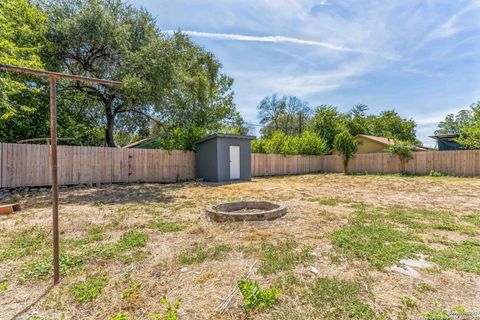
[178,242,231,265]
[0,279,7,291]
[0,227,48,261]
[151,298,181,320]
[431,240,480,274]
[20,253,84,281]
[307,277,376,320]
[123,281,140,303]
[319,198,338,206]
[90,230,148,261]
[257,239,313,276]
[69,274,109,303]
[332,205,480,271]
[147,221,185,233]
[237,280,281,311]
[110,313,129,320]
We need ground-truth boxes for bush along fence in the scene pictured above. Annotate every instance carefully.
[251,150,480,177]
[1,143,480,188]
[0,143,195,188]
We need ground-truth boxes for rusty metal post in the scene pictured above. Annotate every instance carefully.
[49,75,60,284]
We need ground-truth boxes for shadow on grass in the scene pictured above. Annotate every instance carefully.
[11,283,54,320]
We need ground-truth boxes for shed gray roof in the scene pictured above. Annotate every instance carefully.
[195,133,256,145]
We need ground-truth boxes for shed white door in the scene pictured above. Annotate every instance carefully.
[229,145,240,180]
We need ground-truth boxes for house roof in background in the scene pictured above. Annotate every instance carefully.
[355,134,428,151]
[354,134,395,146]
[429,134,460,140]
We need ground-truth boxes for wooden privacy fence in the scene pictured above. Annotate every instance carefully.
[251,151,480,177]
[2,143,480,188]
[0,143,195,188]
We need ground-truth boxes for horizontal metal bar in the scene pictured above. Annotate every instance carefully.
[0,63,123,86]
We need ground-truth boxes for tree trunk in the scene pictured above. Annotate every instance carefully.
[105,113,116,147]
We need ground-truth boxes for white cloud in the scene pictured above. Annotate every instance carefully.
[425,0,480,41]
[165,30,369,53]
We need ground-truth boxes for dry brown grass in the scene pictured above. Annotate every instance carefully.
[1,174,480,319]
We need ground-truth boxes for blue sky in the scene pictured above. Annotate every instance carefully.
[132,0,480,146]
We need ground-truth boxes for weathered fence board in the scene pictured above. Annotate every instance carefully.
[251,151,480,177]
[0,143,195,188]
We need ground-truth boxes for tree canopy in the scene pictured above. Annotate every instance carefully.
[0,0,245,149]
[0,0,50,142]
[257,98,418,152]
[41,0,243,148]
[257,94,311,138]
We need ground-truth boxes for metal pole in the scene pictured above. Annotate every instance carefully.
[49,75,60,284]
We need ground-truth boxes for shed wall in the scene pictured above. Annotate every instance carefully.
[195,138,218,181]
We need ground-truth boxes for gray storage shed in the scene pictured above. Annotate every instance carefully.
[195,134,256,182]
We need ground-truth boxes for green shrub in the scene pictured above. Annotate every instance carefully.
[297,131,329,155]
[333,131,358,174]
[252,131,328,155]
[237,280,280,311]
[429,170,447,177]
[388,141,413,174]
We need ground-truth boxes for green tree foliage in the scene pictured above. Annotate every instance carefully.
[436,102,480,149]
[251,131,328,155]
[366,110,417,143]
[456,102,480,149]
[388,141,413,174]
[258,94,311,138]
[307,105,347,149]
[306,105,418,149]
[0,0,51,142]
[333,131,358,174]
[42,0,242,148]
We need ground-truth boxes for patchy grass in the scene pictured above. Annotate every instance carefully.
[307,277,376,320]
[431,240,480,274]
[0,227,48,261]
[256,239,313,276]
[20,253,84,281]
[178,242,231,265]
[319,198,339,206]
[332,204,480,274]
[89,230,148,261]
[2,174,480,319]
[332,206,425,270]
[69,274,109,303]
[463,212,480,227]
[147,220,185,233]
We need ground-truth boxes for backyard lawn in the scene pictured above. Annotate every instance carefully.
[1,174,480,319]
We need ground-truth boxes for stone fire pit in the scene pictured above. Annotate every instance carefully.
[206,200,287,222]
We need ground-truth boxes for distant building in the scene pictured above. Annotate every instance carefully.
[429,134,474,151]
[352,134,426,154]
